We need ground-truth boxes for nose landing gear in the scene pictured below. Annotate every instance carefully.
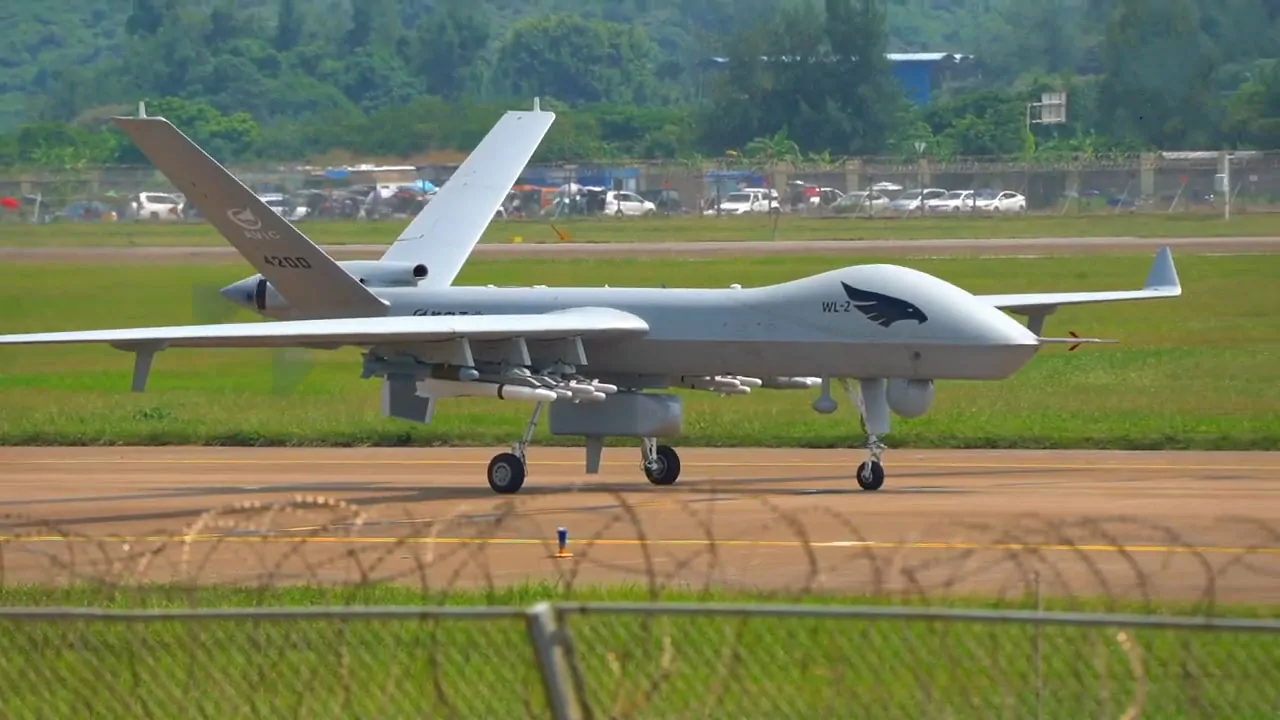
[815,377,891,491]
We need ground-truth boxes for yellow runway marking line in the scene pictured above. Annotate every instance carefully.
[4,458,1279,472]
[2,534,1277,556]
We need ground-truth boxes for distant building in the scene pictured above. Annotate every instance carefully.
[697,52,975,106]
[885,53,974,105]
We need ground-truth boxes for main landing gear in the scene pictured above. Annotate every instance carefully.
[486,401,544,494]
[640,437,681,486]
[814,378,890,491]
[485,402,683,494]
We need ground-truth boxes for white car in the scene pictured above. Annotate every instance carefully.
[807,187,845,207]
[603,191,656,217]
[888,188,948,213]
[703,189,781,215]
[831,190,891,214]
[260,193,308,221]
[976,190,1027,213]
[925,190,977,213]
[133,192,183,221]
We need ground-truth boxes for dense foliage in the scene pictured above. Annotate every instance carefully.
[1,0,1278,167]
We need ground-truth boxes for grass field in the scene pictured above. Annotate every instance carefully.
[1,210,1276,248]
[0,253,1276,450]
[0,584,1275,718]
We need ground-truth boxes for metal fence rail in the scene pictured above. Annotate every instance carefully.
[0,602,1275,719]
[3,149,1278,223]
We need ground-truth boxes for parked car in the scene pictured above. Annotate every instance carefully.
[603,190,656,217]
[703,188,781,215]
[132,192,183,221]
[976,190,1027,213]
[809,187,845,207]
[831,190,891,214]
[925,190,977,213]
[56,200,117,222]
[259,193,309,222]
[888,188,948,214]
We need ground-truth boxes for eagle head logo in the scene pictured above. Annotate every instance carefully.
[840,282,929,327]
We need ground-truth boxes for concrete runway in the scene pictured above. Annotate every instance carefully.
[3,235,1279,264]
[2,235,1276,603]
[2,446,1277,603]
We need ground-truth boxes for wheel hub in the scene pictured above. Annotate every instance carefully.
[492,464,511,486]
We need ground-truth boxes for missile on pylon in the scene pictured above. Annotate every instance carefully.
[417,378,558,403]
[675,375,753,394]
[761,376,821,390]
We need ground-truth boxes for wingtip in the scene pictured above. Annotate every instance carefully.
[110,115,170,127]
[1144,245,1181,292]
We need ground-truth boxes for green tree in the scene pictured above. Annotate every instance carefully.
[126,0,169,38]
[1098,0,1222,149]
[127,96,261,161]
[412,0,492,100]
[924,90,1032,157]
[275,0,302,53]
[492,14,662,106]
[700,0,904,156]
[1226,60,1280,148]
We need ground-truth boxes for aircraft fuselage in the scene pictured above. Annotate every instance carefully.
[223,262,1041,384]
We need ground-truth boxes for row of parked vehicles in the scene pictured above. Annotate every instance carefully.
[858,187,1028,214]
[532,184,1032,219]
[700,185,1029,216]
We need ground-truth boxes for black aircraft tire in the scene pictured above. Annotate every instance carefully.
[856,460,885,491]
[644,445,681,486]
[488,452,526,494]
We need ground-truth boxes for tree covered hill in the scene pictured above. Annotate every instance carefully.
[1,0,1277,166]
[1,0,776,130]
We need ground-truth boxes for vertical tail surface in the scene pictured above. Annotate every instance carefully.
[379,106,556,287]
[112,116,387,319]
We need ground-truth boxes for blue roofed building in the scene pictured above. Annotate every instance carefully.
[885,52,973,105]
[697,52,974,106]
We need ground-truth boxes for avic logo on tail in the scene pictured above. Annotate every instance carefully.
[227,208,261,230]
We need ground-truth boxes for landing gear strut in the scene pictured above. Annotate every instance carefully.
[855,438,886,491]
[486,403,685,494]
[487,402,543,494]
[837,378,890,491]
[640,437,681,486]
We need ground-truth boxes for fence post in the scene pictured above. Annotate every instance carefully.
[1034,570,1044,720]
[526,601,584,720]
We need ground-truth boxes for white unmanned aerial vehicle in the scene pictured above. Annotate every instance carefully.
[0,103,1182,494]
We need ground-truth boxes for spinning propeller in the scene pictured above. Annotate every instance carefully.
[191,280,314,396]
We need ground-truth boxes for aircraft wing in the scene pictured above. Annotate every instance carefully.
[0,307,648,350]
[978,246,1181,315]
[380,105,556,288]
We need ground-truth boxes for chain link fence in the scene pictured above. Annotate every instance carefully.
[0,606,547,719]
[0,603,1275,719]
[3,150,1277,227]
